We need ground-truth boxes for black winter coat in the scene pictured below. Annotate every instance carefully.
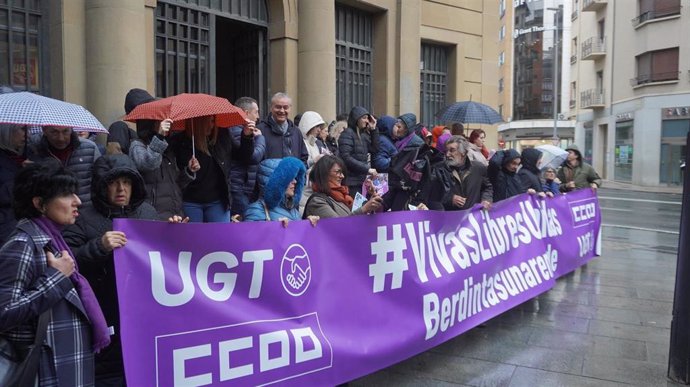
[30,133,101,205]
[0,150,22,245]
[63,155,158,380]
[257,116,308,165]
[338,106,380,188]
[488,149,523,202]
[429,158,493,211]
[170,128,254,209]
[517,148,544,193]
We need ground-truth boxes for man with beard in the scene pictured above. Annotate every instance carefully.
[428,135,492,211]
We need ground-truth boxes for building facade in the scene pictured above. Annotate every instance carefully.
[497,0,575,152]
[0,0,500,145]
[570,0,689,186]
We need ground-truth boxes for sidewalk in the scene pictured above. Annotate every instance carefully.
[352,226,683,386]
[602,179,682,194]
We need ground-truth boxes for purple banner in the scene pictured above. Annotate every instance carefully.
[114,189,601,386]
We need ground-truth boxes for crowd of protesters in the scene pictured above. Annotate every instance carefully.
[0,86,602,386]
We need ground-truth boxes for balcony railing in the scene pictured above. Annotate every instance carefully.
[571,9,578,20]
[582,0,607,12]
[570,99,576,108]
[570,54,577,64]
[630,71,680,86]
[581,36,606,60]
[580,88,605,108]
[632,5,681,26]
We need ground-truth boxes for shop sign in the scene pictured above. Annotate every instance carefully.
[615,112,634,122]
[663,106,690,120]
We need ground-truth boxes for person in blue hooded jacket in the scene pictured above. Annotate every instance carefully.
[244,157,306,222]
[371,115,397,172]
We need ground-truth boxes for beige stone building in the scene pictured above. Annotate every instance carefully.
[1,0,500,145]
[570,0,689,186]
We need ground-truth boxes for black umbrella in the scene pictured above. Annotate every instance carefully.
[435,101,503,124]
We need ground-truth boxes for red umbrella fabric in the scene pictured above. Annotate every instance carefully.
[124,93,247,129]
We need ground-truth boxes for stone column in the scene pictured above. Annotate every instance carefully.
[397,1,421,116]
[267,0,299,113]
[297,0,336,120]
[85,0,148,125]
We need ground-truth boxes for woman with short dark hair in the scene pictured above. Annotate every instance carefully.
[303,155,382,218]
[0,160,109,386]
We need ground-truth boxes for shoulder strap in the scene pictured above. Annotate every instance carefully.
[262,200,271,221]
[8,310,50,387]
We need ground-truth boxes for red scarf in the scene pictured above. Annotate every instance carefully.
[313,182,354,208]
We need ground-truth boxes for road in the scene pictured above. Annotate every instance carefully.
[352,187,684,387]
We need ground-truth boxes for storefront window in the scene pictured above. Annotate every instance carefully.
[660,119,689,185]
[0,0,43,92]
[614,122,633,182]
[584,126,593,165]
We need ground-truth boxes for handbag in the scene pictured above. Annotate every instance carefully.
[0,311,50,387]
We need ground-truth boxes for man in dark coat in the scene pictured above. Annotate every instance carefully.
[338,106,380,197]
[257,92,308,165]
[428,135,492,211]
[63,154,158,386]
[30,126,101,205]
[518,147,544,194]
[229,96,266,217]
[488,148,523,202]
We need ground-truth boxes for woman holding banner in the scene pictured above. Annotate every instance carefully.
[303,155,382,218]
[244,157,317,226]
[0,160,108,386]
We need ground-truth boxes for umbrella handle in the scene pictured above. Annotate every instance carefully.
[191,132,196,159]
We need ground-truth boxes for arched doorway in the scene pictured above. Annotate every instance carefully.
[155,0,268,108]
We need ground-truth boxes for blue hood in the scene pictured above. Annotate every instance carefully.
[376,115,397,138]
[259,157,306,210]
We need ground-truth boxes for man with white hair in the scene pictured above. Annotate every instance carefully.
[257,92,308,165]
[430,135,492,211]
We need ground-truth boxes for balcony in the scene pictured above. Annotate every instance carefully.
[580,88,605,109]
[581,36,606,60]
[571,9,578,20]
[630,71,680,86]
[570,99,576,108]
[582,0,607,12]
[570,53,577,64]
[632,5,682,27]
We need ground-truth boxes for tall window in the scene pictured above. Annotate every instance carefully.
[569,81,576,108]
[499,25,506,41]
[634,47,679,85]
[335,4,372,115]
[498,78,504,93]
[498,51,505,66]
[0,0,44,92]
[499,0,506,18]
[155,3,210,97]
[420,43,448,126]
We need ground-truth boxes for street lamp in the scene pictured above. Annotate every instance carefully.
[547,6,562,146]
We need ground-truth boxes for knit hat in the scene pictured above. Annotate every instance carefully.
[398,113,417,131]
[124,88,155,114]
[298,111,326,137]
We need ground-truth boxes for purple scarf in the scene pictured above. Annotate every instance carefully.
[395,132,417,152]
[33,216,111,353]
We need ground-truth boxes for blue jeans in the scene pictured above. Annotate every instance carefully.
[183,201,230,223]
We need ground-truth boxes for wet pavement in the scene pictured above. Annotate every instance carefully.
[352,188,685,386]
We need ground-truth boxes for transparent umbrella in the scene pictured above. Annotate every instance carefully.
[536,144,568,170]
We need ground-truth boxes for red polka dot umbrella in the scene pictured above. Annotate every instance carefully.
[124,93,247,129]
